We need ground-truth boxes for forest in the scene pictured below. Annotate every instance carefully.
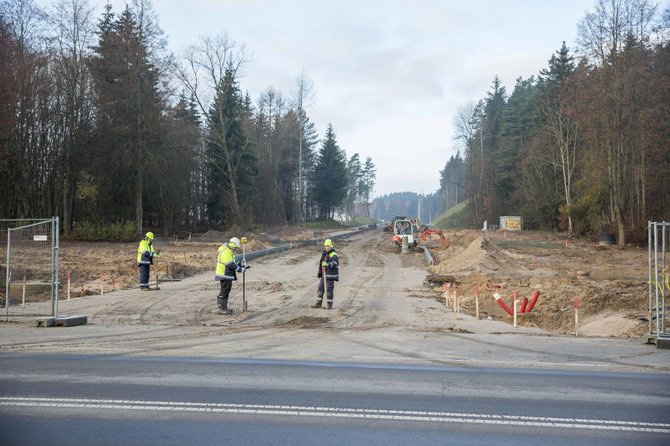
[431,0,670,244]
[1,0,669,247]
[0,0,376,238]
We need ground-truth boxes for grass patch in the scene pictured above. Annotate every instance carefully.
[432,200,470,229]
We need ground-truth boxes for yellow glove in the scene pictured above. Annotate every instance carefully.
[321,261,328,267]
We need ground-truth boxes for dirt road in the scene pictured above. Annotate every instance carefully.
[2,228,667,372]
[43,230,541,333]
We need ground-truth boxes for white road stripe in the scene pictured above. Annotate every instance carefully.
[1,397,668,433]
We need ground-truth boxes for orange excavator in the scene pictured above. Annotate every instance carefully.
[418,226,448,248]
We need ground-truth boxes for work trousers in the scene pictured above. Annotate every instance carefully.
[219,280,233,299]
[139,264,151,289]
[317,277,335,304]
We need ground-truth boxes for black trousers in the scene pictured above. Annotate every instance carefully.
[139,264,151,288]
[219,280,233,299]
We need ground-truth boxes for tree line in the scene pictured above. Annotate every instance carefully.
[0,0,376,238]
[438,0,669,245]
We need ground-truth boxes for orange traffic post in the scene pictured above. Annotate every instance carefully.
[67,271,71,301]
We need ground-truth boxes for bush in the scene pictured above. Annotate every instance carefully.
[71,221,136,241]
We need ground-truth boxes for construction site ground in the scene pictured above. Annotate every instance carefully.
[1,226,668,373]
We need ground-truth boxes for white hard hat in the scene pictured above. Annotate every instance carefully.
[229,237,241,248]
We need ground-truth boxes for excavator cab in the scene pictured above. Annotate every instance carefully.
[392,219,416,247]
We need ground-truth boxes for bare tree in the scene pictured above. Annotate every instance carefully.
[171,33,249,226]
[577,0,659,245]
[48,0,96,236]
[290,71,314,222]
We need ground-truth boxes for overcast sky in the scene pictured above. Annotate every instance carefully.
[98,0,597,197]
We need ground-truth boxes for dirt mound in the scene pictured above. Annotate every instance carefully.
[425,229,649,338]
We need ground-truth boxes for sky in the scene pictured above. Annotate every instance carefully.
[96,0,597,197]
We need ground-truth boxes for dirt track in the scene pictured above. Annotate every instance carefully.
[3,226,653,342]
[2,228,666,371]
[48,230,542,334]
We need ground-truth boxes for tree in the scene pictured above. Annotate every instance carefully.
[290,71,315,222]
[345,153,362,221]
[438,152,466,211]
[48,0,96,236]
[539,42,578,235]
[361,157,376,217]
[576,0,661,244]
[205,64,255,227]
[313,124,347,219]
[89,1,166,234]
[171,33,251,227]
[0,0,56,218]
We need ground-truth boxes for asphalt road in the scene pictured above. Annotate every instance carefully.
[1,354,669,445]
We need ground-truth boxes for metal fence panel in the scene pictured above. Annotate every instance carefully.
[2,218,59,318]
[648,221,669,340]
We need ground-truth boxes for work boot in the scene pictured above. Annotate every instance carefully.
[327,301,333,310]
[218,297,233,315]
[311,300,323,309]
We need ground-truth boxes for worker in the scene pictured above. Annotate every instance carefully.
[311,238,339,309]
[137,231,158,290]
[214,237,250,315]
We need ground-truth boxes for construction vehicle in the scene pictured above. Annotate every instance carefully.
[391,217,419,248]
[418,225,448,248]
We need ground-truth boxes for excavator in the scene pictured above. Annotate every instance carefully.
[391,217,418,247]
[390,217,448,250]
[417,225,448,248]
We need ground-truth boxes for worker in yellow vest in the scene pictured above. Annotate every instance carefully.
[311,238,339,309]
[137,232,158,290]
[214,237,250,314]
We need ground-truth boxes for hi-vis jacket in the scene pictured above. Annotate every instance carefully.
[215,243,243,281]
[137,239,156,265]
[317,248,339,281]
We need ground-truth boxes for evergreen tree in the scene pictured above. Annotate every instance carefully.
[206,65,255,227]
[496,76,539,217]
[313,124,348,219]
[361,157,376,217]
[345,153,362,221]
[439,152,466,211]
[89,2,164,234]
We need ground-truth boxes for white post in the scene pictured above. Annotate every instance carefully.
[453,285,457,313]
[241,236,248,312]
[475,287,480,320]
[575,297,580,337]
[22,276,26,307]
[67,271,71,301]
[513,290,518,328]
[456,290,461,320]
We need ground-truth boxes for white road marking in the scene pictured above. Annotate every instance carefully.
[1,397,668,433]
